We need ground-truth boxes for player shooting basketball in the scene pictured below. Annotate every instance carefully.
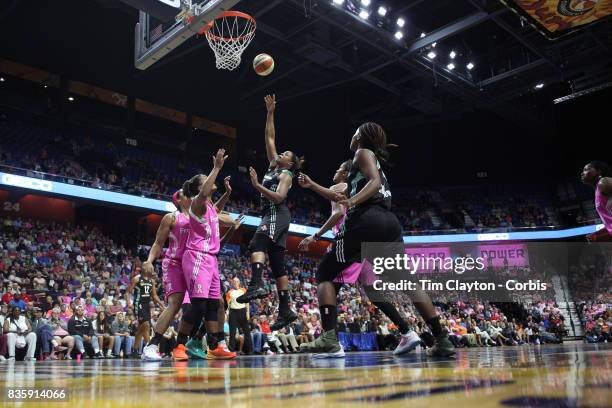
[236,94,304,331]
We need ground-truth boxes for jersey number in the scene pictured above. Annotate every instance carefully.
[379,173,392,198]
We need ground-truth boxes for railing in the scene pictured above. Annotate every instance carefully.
[575,218,602,226]
[402,225,563,236]
[0,164,173,200]
[0,164,602,237]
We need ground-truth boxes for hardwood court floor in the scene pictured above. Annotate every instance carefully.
[0,342,610,407]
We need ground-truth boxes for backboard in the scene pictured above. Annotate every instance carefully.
[133,0,241,70]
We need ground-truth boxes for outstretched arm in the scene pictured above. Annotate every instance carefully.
[264,94,278,166]
[220,214,245,245]
[192,149,227,215]
[315,203,346,239]
[299,173,345,202]
[218,212,238,227]
[298,202,346,251]
[215,176,232,213]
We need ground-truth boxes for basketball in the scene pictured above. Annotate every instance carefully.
[253,53,274,76]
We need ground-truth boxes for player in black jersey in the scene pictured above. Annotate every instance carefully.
[299,122,454,358]
[299,160,423,356]
[126,267,164,358]
[237,94,304,331]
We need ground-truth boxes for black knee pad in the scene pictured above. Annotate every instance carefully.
[204,299,220,322]
[182,303,201,325]
[181,303,192,316]
[190,297,208,312]
[268,247,286,279]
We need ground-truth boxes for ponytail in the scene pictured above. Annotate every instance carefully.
[182,180,191,196]
[172,190,182,211]
[291,155,306,175]
[357,122,397,166]
[182,175,201,198]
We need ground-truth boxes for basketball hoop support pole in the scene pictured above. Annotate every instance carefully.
[134,0,240,70]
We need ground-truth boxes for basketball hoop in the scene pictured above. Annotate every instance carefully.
[199,11,256,71]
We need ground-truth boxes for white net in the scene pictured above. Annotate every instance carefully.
[204,12,256,71]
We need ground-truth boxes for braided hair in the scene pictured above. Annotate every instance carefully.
[286,152,305,176]
[356,122,397,165]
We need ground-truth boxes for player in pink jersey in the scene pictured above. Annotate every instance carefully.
[178,148,239,359]
[140,173,241,361]
[181,213,244,360]
[298,160,422,356]
[170,209,243,362]
[140,188,199,360]
[581,161,612,242]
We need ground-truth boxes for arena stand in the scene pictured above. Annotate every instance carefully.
[0,98,608,361]
[0,108,586,233]
[1,215,606,361]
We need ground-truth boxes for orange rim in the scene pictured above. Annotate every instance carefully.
[198,10,256,42]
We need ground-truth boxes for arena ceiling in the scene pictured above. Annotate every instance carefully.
[1,0,611,183]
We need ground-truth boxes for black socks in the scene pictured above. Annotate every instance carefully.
[278,290,290,313]
[176,333,188,346]
[250,262,265,285]
[207,333,219,350]
[426,316,444,337]
[149,332,164,346]
[320,305,338,332]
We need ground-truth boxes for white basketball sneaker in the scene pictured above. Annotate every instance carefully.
[219,340,230,352]
[393,331,421,355]
[141,344,162,361]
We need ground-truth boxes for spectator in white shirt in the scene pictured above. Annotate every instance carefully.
[486,321,508,346]
[3,307,37,361]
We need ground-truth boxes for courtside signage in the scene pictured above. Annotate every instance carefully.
[1,174,54,192]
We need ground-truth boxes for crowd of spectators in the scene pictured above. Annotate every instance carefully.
[0,128,181,200]
[567,258,612,304]
[464,200,551,230]
[1,216,604,361]
[565,254,612,344]
[0,113,572,233]
[577,302,611,343]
